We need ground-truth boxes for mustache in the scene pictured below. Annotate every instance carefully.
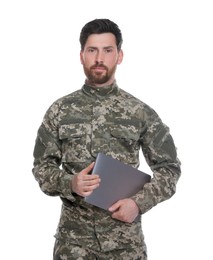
[90,63,108,70]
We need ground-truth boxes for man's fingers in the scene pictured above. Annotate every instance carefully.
[81,162,95,175]
[83,182,100,191]
[108,201,121,212]
[72,162,100,197]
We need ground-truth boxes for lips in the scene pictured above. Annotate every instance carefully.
[92,66,105,69]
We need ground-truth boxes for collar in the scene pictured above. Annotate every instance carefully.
[82,81,119,97]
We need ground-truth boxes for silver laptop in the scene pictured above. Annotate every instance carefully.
[84,153,151,210]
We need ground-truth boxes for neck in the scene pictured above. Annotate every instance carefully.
[86,78,115,88]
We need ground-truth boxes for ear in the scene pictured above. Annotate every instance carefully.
[117,49,123,65]
[80,51,84,64]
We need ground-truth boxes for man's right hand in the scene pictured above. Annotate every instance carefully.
[71,162,101,197]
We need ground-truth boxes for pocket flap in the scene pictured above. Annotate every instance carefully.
[110,124,140,140]
[59,124,86,139]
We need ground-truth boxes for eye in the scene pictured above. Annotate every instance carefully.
[87,48,96,53]
[87,47,97,54]
[105,48,113,53]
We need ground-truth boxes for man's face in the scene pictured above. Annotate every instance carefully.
[80,33,123,86]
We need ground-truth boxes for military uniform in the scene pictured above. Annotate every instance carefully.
[33,82,181,259]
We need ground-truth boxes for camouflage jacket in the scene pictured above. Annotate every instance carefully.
[32,82,181,251]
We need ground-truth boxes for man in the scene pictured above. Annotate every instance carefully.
[32,19,181,259]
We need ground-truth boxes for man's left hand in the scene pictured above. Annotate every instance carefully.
[108,199,140,223]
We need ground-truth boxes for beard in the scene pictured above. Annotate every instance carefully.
[83,63,117,85]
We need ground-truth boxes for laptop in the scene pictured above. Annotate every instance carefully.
[84,153,151,210]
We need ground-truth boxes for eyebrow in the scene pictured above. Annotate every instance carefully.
[86,46,114,50]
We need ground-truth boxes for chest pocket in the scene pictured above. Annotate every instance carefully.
[109,124,140,165]
[59,123,91,163]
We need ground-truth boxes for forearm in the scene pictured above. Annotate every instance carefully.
[32,117,76,201]
[133,111,181,214]
[33,161,75,201]
[131,161,181,214]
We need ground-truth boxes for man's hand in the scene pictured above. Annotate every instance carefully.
[71,162,101,197]
[108,198,140,223]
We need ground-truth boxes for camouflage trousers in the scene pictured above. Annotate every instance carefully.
[53,238,147,260]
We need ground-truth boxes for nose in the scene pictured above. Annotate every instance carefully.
[95,50,104,63]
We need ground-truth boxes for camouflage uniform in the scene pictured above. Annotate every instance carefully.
[33,81,181,259]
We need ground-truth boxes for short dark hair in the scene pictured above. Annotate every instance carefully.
[79,19,123,51]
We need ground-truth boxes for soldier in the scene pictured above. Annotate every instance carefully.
[32,19,181,259]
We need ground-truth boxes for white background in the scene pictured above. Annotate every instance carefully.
[1,0,213,259]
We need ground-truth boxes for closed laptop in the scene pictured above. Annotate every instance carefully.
[84,153,151,210]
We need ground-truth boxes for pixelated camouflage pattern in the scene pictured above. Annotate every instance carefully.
[32,81,181,258]
[53,203,147,259]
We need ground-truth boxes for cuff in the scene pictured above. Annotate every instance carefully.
[60,173,76,202]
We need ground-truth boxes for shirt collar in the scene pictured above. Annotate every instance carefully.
[82,81,119,97]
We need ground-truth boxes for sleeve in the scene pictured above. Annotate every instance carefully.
[32,102,75,202]
[131,109,181,214]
